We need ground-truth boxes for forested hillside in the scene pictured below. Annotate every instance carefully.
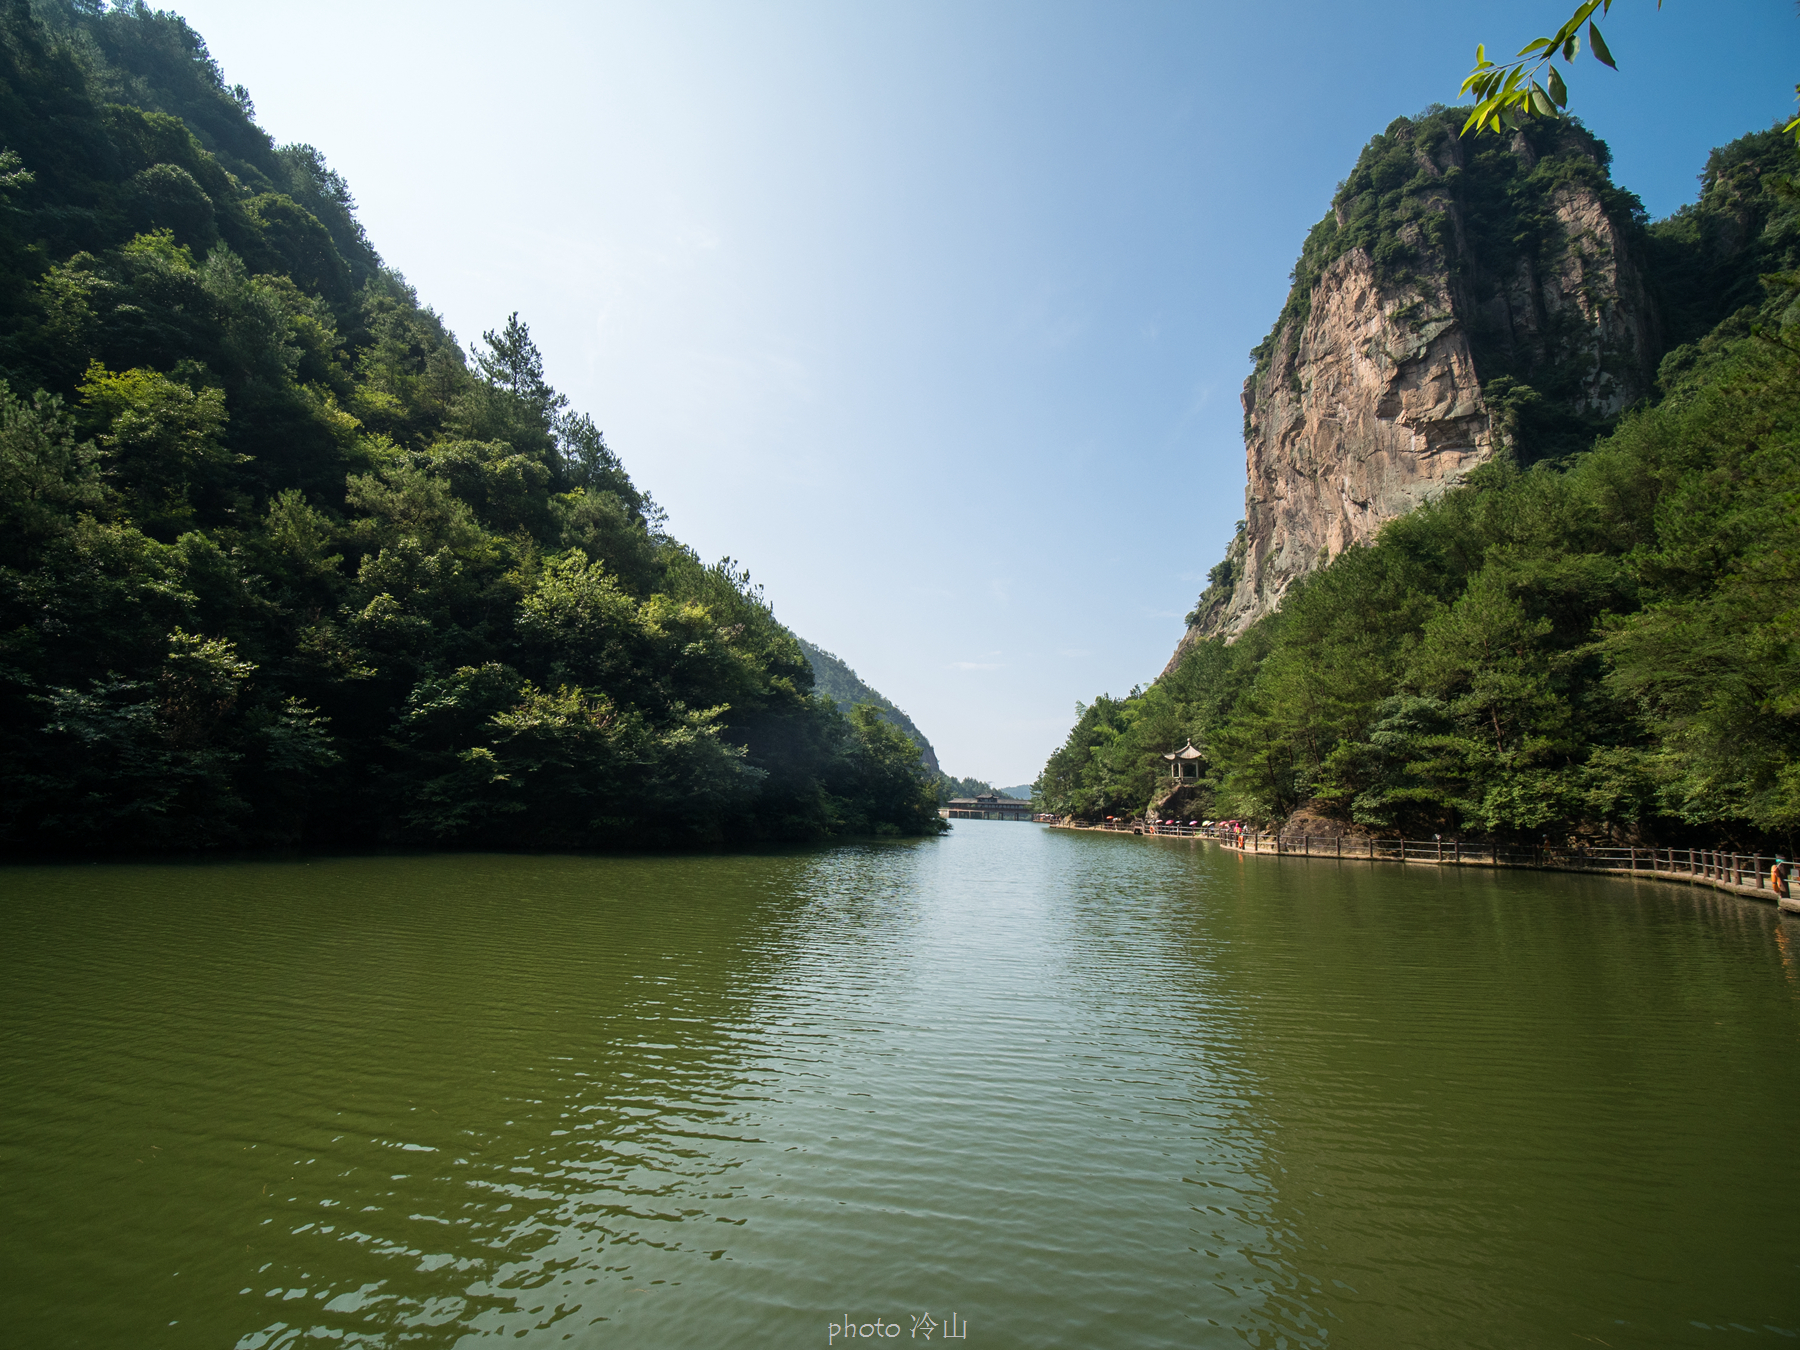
[0,0,942,851]
[795,638,940,774]
[1041,116,1800,847]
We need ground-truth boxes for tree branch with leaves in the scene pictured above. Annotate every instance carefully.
[1460,2,1800,145]
[1459,0,1643,137]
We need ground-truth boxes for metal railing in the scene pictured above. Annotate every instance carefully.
[1140,826,1796,898]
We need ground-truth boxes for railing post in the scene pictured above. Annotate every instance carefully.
[1454,840,1462,864]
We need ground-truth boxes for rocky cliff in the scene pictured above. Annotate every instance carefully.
[1168,112,1659,668]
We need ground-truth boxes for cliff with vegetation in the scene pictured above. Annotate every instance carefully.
[1172,110,1658,659]
[1051,113,1800,848]
[0,1,943,852]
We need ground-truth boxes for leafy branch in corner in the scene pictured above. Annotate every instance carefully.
[1459,1,1648,138]
[1462,2,1800,146]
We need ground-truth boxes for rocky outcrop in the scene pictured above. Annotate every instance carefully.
[1221,248,1491,643]
[1166,117,1659,669]
[1479,179,1660,418]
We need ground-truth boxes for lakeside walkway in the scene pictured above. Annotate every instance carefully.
[1048,821,1800,914]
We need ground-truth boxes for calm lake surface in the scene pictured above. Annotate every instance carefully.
[3,824,1798,1348]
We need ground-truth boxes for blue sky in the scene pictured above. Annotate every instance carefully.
[171,0,1798,786]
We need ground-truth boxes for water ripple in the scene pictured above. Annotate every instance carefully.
[2,831,1797,1347]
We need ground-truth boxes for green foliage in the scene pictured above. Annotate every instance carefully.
[1045,327,1800,847]
[78,358,235,535]
[840,705,946,838]
[1597,342,1800,833]
[0,385,103,561]
[796,637,940,773]
[1645,130,1800,353]
[0,1,944,853]
[1458,1,1634,139]
[1457,3,1800,151]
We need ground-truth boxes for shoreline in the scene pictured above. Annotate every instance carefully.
[1047,822,1800,915]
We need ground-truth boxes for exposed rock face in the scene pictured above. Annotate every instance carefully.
[1482,180,1660,418]
[1166,118,1658,671]
[1219,249,1491,642]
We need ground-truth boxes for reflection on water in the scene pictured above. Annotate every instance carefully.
[2,827,1797,1348]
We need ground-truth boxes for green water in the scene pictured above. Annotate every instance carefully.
[3,825,1798,1348]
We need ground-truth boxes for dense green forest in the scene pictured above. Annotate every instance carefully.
[795,638,940,773]
[1041,114,1800,847]
[0,0,943,852]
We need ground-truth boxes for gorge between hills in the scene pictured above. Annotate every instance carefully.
[2,4,1800,1349]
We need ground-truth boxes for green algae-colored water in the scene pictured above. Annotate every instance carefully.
[3,823,1797,1348]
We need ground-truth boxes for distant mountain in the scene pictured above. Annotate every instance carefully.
[798,640,940,774]
[937,776,1033,803]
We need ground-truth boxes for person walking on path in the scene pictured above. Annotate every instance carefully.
[1773,858,1791,899]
